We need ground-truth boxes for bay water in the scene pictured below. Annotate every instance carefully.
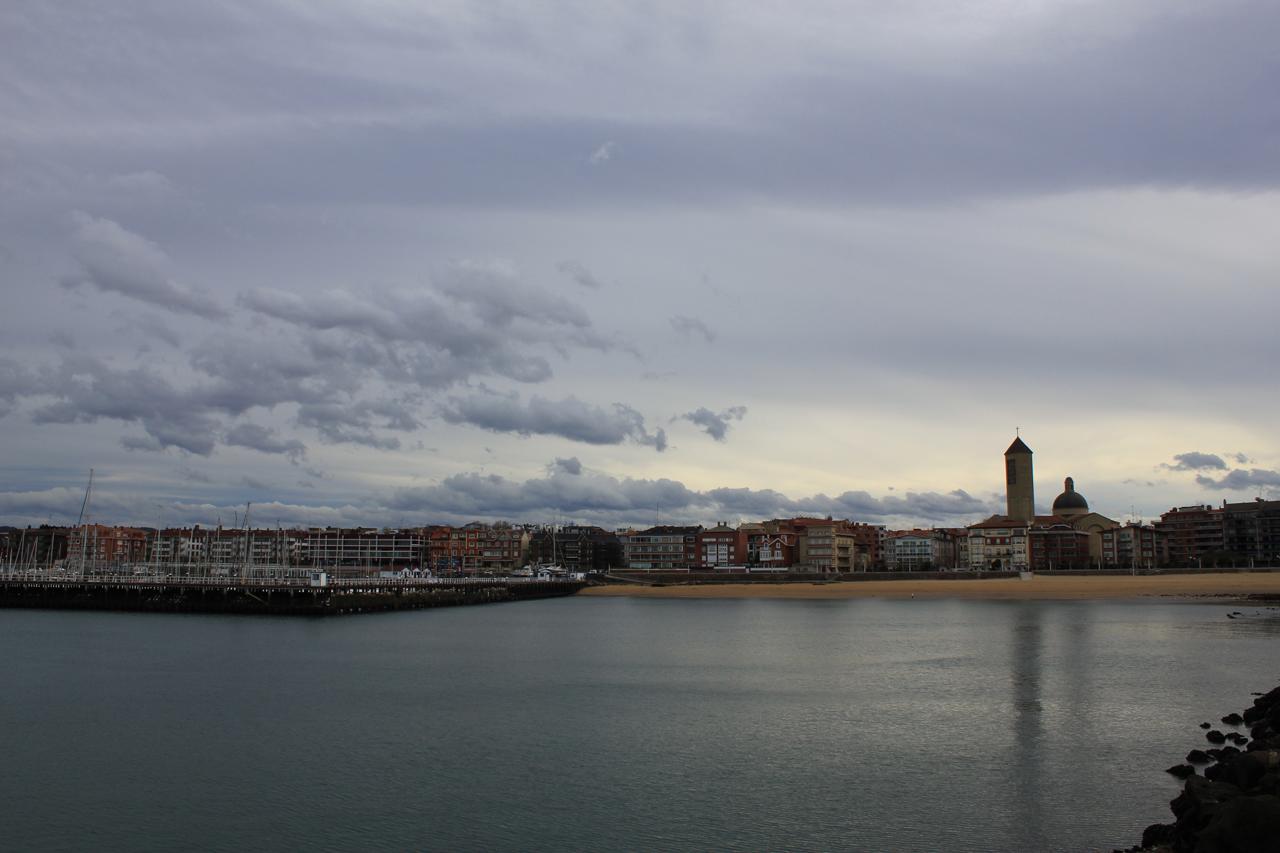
[2,597,1277,852]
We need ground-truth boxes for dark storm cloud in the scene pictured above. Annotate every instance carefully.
[30,356,223,456]
[0,358,39,417]
[1165,452,1228,471]
[62,214,226,318]
[550,457,583,476]
[4,3,1280,208]
[4,247,645,456]
[557,260,604,289]
[0,485,375,528]
[703,486,991,523]
[389,469,704,517]
[1194,469,1280,491]
[239,264,618,389]
[178,467,213,484]
[295,404,402,451]
[0,464,994,529]
[669,316,716,343]
[388,468,994,526]
[439,391,667,451]
[680,406,747,442]
[223,423,306,461]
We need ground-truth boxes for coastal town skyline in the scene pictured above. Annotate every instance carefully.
[3,2,1279,530]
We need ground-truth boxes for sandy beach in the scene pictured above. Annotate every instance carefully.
[580,572,1280,601]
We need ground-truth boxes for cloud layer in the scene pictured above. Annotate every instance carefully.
[3,2,1279,528]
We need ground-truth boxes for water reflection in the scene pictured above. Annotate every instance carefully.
[1010,604,1045,837]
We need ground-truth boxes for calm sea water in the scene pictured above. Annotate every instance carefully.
[2,597,1277,852]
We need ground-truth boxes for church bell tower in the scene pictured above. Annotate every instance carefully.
[1004,436,1035,522]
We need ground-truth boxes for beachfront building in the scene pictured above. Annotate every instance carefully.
[619,525,701,571]
[153,526,307,569]
[527,525,620,572]
[741,522,798,569]
[1222,499,1280,565]
[1154,505,1225,566]
[790,518,862,572]
[884,529,951,571]
[2,526,71,571]
[66,524,150,568]
[425,524,528,573]
[696,523,746,569]
[967,516,1030,571]
[848,521,887,569]
[1100,523,1166,570]
[1027,519,1092,571]
[298,528,428,573]
[939,528,970,569]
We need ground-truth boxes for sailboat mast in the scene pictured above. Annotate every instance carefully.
[76,468,94,576]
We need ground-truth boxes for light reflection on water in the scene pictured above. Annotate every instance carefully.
[1,598,1278,852]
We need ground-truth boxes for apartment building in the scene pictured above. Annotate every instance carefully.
[696,523,746,568]
[1154,505,1225,565]
[1223,499,1280,565]
[619,525,701,570]
[1100,523,1166,570]
[66,524,149,567]
[885,529,951,571]
[527,525,620,572]
[967,516,1030,571]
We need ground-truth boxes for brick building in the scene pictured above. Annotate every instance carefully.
[67,524,150,568]
[696,524,747,569]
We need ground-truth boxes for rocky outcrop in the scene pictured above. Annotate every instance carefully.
[1116,684,1280,852]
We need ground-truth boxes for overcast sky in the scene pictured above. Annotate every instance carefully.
[2,1,1278,531]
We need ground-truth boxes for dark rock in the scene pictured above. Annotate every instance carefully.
[1214,750,1280,790]
[1207,748,1225,760]
[1223,712,1245,726]
[1253,686,1280,708]
[1207,729,1228,744]
[1167,763,1196,779]
[1202,721,1214,729]
[1140,822,1175,848]
[1170,775,1242,820]
[1193,794,1280,853]
[1188,749,1213,764]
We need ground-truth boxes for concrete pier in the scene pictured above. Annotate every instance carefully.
[0,575,585,616]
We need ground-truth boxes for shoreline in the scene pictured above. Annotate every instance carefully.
[580,572,1280,601]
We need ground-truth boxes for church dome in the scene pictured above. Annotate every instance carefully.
[1052,477,1089,515]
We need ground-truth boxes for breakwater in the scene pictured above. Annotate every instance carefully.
[0,575,584,616]
[1118,681,1280,852]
